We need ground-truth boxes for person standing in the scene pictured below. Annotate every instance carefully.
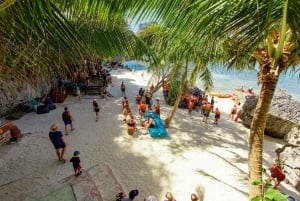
[120,81,126,97]
[49,123,66,162]
[154,98,160,117]
[70,150,82,177]
[210,96,215,112]
[92,99,100,121]
[227,104,237,120]
[214,107,221,124]
[62,107,74,135]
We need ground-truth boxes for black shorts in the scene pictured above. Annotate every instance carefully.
[55,143,65,149]
[95,108,100,112]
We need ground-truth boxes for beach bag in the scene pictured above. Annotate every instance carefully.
[37,105,50,114]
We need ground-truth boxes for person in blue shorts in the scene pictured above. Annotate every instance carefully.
[49,123,67,162]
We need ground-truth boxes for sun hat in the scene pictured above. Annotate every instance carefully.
[129,189,139,199]
[50,123,58,131]
[74,150,80,156]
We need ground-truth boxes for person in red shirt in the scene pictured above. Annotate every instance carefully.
[267,160,287,189]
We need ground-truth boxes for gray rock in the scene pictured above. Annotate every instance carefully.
[238,89,300,138]
[276,127,300,193]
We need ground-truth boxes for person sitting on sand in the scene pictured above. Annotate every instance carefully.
[143,115,155,130]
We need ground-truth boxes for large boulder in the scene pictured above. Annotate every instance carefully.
[276,127,300,193]
[238,89,300,138]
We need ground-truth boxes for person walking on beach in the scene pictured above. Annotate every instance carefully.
[227,104,237,120]
[120,81,126,97]
[70,150,82,177]
[92,99,100,121]
[49,123,66,162]
[214,107,221,124]
[62,107,74,135]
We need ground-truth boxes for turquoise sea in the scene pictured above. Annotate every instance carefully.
[195,68,300,102]
[128,60,300,102]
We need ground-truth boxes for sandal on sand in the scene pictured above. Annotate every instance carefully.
[59,159,66,163]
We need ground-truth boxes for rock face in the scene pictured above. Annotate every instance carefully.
[238,89,300,138]
[276,127,300,193]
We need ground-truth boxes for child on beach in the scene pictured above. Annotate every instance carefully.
[70,150,82,177]
[92,99,100,122]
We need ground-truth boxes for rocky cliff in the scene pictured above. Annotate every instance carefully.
[238,89,300,138]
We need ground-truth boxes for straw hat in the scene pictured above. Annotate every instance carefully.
[50,123,58,131]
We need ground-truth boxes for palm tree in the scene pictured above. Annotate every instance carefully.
[135,0,300,199]
[0,0,155,108]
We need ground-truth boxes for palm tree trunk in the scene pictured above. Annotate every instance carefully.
[164,59,188,128]
[248,71,279,199]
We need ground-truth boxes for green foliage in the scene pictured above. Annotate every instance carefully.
[251,172,288,201]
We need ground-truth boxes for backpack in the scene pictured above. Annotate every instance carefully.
[62,111,71,121]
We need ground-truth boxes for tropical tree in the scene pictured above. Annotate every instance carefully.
[0,0,154,109]
[136,0,300,199]
[137,23,215,127]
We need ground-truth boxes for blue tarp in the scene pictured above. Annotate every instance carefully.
[144,111,168,138]
[122,60,147,70]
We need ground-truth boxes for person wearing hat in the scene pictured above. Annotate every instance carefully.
[49,123,67,162]
[70,150,82,176]
[122,189,139,201]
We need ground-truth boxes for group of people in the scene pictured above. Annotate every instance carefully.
[49,107,82,177]
[122,96,137,135]
[117,189,201,201]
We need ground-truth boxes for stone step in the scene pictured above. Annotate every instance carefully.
[88,162,125,201]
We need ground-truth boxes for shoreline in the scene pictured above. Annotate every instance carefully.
[0,68,298,201]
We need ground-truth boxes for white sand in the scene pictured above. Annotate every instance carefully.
[0,69,298,201]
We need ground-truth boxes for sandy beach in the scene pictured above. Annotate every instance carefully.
[0,68,298,201]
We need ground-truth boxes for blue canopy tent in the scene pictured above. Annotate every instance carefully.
[122,60,147,70]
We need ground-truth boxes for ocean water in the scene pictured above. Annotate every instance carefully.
[195,68,300,102]
[136,61,300,102]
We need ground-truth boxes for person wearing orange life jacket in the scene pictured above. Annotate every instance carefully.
[202,102,212,124]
